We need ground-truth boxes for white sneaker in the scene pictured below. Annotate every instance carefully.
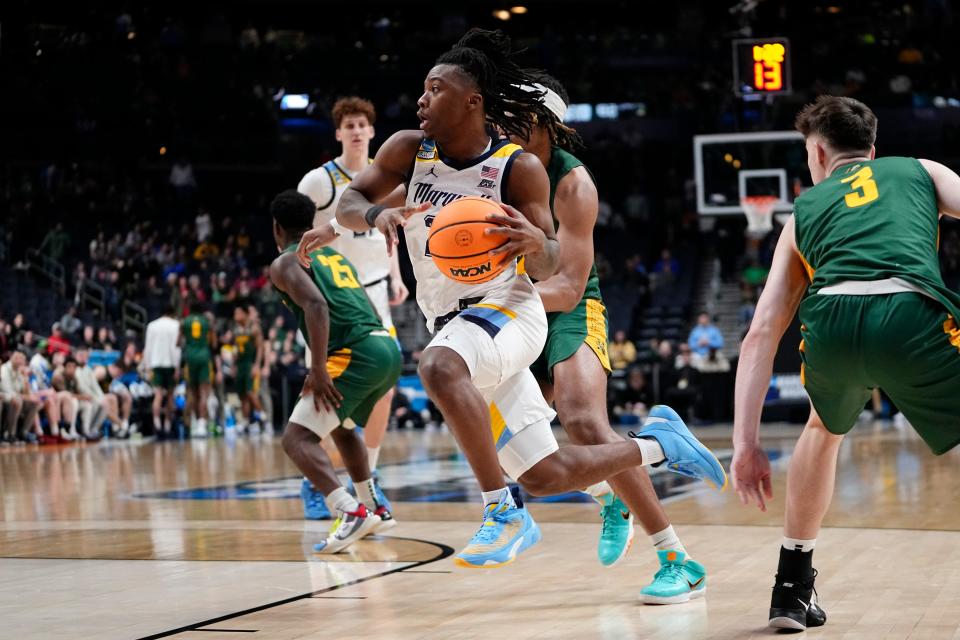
[248,423,262,436]
[191,424,208,438]
[313,504,381,554]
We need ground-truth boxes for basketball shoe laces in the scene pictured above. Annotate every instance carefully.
[653,558,687,584]
[473,503,511,545]
[599,502,618,537]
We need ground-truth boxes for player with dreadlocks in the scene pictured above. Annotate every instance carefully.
[511,71,710,603]
[301,29,725,569]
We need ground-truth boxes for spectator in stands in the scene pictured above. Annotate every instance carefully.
[1,351,41,444]
[687,312,724,357]
[54,356,104,440]
[741,258,769,291]
[665,345,700,420]
[39,222,70,263]
[46,323,72,356]
[75,347,127,438]
[611,367,652,422]
[59,306,83,337]
[608,330,638,371]
[96,326,117,350]
[0,318,10,360]
[693,346,731,373]
[169,156,197,204]
[18,330,38,359]
[80,325,97,350]
[12,313,28,342]
[653,248,680,276]
[30,351,78,441]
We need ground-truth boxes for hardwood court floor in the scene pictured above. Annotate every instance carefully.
[3,421,960,639]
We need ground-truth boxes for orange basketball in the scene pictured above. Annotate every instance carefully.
[427,196,510,284]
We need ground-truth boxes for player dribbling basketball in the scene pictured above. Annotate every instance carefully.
[303,28,727,569]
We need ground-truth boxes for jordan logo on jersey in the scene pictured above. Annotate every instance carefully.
[411,182,493,207]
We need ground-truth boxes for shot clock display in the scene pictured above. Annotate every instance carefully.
[733,38,792,97]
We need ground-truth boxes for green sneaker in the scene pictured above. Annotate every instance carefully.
[640,549,707,604]
[596,493,634,567]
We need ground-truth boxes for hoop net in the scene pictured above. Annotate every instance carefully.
[741,196,778,237]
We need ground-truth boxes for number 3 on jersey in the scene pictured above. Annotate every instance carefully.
[317,254,361,288]
[840,166,879,208]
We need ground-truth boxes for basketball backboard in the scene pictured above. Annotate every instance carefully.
[693,130,811,215]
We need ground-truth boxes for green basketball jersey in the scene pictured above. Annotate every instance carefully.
[182,314,211,361]
[233,322,257,365]
[794,156,960,319]
[546,147,602,301]
[277,244,384,352]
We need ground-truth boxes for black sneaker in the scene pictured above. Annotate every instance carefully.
[769,569,827,630]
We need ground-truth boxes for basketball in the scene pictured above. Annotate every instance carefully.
[427,196,510,284]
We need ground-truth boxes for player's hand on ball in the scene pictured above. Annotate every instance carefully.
[375,203,432,257]
[297,223,340,268]
[484,204,547,263]
[732,445,773,512]
[304,368,343,413]
[389,277,409,305]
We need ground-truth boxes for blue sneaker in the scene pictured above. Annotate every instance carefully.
[373,474,392,512]
[640,549,707,604]
[301,478,332,520]
[596,493,634,567]
[630,405,728,490]
[454,495,542,569]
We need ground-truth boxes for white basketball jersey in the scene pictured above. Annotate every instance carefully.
[298,158,390,286]
[404,137,530,330]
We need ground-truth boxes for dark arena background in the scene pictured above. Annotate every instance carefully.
[3,2,960,638]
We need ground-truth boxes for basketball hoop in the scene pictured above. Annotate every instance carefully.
[741,196,778,238]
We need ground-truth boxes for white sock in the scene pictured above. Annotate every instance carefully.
[635,437,666,465]
[366,445,381,472]
[583,481,612,498]
[782,537,816,553]
[153,415,162,430]
[197,418,206,431]
[355,477,378,509]
[650,525,687,555]
[480,487,515,508]
[326,486,360,514]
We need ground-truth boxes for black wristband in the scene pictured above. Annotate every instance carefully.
[364,205,386,227]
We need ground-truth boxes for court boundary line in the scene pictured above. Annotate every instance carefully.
[134,536,454,640]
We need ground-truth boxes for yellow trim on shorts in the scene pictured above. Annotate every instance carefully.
[471,303,517,319]
[516,256,526,276]
[388,325,398,339]
[327,349,353,379]
[490,402,507,443]
[584,299,612,373]
[943,315,960,352]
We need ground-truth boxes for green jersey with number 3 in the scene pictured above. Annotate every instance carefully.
[277,244,384,352]
[794,156,960,318]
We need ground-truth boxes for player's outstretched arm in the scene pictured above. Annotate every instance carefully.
[919,159,960,219]
[335,131,429,257]
[534,167,598,313]
[268,253,342,412]
[732,217,809,511]
[493,152,559,281]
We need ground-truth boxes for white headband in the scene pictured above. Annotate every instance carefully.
[518,83,568,123]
